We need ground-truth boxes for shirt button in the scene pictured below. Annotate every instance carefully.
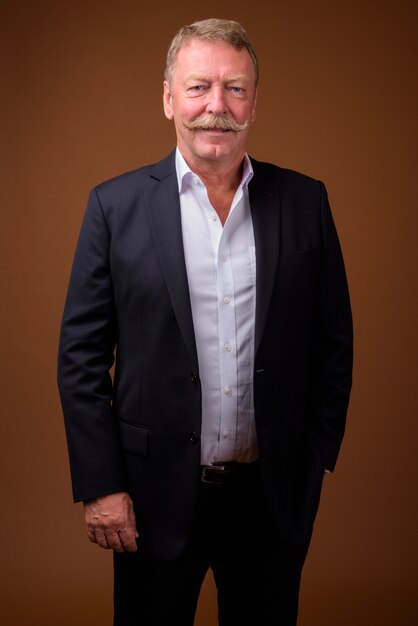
[223,296,230,304]
[224,387,232,396]
[192,176,199,185]
[209,212,217,221]
[219,255,227,263]
[223,430,232,439]
[224,342,232,352]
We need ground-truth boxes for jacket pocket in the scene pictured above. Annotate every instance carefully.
[118,420,149,456]
[279,247,318,269]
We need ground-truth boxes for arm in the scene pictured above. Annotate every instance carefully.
[58,189,137,549]
[307,182,353,471]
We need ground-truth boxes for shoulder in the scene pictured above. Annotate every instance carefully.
[250,158,326,205]
[250,157,322,187]
[92,150,176,202]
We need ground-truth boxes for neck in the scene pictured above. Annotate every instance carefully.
[180,151,245,194]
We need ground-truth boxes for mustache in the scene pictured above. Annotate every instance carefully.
[183,114,250,132]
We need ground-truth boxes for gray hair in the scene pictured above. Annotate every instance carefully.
[164,18,259,86]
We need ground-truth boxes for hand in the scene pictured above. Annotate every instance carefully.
[83,492,138,553]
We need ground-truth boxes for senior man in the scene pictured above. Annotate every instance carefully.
[58,17,353,626]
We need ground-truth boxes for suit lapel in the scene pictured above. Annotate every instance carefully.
[249,159,281,355]
[144,152,198,365]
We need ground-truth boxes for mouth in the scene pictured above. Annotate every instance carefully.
[201,128,231,132]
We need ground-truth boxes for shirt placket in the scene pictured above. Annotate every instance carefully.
[216,227,237,459]
[191,172,250,463]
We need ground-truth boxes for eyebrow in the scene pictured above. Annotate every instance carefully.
[185,74,250,84]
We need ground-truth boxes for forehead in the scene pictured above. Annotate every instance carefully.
[174,39,256,81]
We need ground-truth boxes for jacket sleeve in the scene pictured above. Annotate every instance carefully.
[307,182,353,471]
[57,189,127,502]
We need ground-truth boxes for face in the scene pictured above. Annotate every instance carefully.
[163,39,257,171]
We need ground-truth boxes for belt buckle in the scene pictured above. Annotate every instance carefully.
[201,463,234,485]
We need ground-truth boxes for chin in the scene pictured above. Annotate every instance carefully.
[196,139,237,158]
[197,147,232,162]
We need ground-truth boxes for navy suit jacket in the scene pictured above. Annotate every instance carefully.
[58,150,353,559]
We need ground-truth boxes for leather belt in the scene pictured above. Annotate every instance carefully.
[200,461,259,485]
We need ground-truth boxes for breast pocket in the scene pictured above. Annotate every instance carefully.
[278,248,319,270]
[276,248,319,310]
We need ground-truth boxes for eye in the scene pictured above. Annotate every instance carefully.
[228,86,245,94]
[189,85,206,92]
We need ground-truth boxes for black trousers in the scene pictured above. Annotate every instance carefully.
[114,463,310,626]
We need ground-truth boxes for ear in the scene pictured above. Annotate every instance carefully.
[163,80,174,120]
[250,88,257,123]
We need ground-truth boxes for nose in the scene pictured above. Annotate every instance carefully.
[207,85,227,115]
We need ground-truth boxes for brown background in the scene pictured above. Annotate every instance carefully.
[1,0,417,624]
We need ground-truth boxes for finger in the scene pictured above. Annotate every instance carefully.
[94,529,111,549]
[118,528,138,553]
[105,530,125,553]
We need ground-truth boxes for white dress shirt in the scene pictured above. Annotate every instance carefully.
[176,148,259,465]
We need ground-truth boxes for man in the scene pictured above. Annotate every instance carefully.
[58,18,353,626]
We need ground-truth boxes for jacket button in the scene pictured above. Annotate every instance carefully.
[190,371,199,385]
[189,432,198,444]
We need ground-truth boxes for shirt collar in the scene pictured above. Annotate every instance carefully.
[175,147,253,193]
